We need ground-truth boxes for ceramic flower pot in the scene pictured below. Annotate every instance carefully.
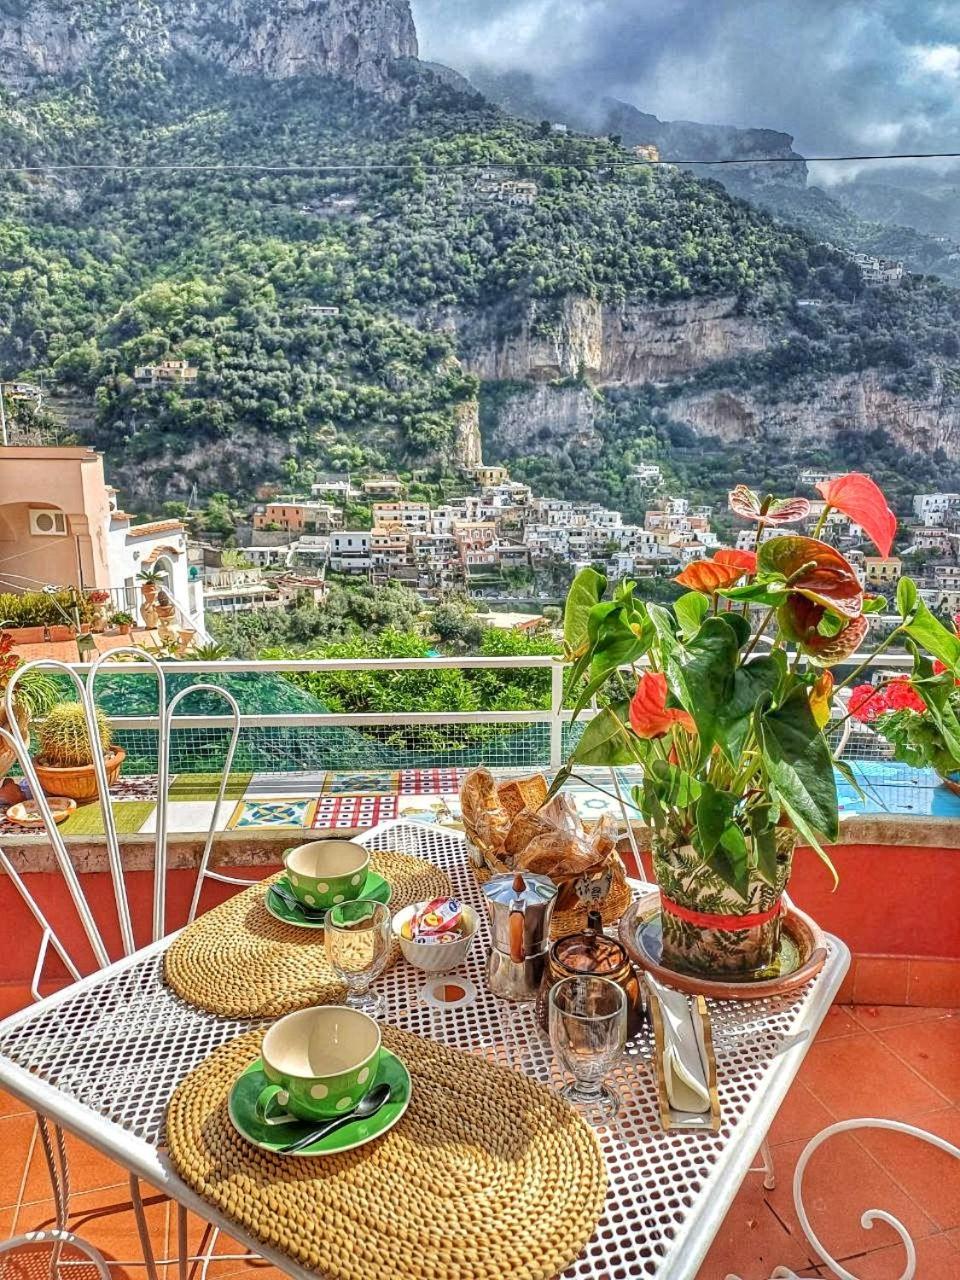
[652,827,797,977]
[33,746,126,804]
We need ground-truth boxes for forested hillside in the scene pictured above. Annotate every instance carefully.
[4,13,960,511]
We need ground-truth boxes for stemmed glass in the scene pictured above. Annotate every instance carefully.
[324,899,392,1017]
[549,975,627,1125]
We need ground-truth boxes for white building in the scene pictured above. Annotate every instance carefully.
[329,531,372,573]
[913,494,960,527]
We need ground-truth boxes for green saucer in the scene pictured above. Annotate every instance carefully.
[264,871,390,929]
[228,1048,411,1157]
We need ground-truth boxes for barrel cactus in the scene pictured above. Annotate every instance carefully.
[37,703,112,768]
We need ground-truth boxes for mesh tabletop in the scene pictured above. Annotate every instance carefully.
[0,820,848,1280]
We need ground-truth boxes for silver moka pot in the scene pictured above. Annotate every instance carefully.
[481,871,558,1001]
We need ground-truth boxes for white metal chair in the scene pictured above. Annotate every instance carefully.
[724,1118,960,1279]
[0,650,245,1280]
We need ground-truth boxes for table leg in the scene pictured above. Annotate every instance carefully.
[129,1175,161,1280]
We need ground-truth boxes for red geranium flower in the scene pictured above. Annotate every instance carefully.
[629,672,696,739]
[849,683,886,723]
[881,677,926,714]
[674,547,756,592]
[816,473,897,559]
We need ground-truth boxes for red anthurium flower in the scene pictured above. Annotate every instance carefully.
[816,473,897,558]
[715,548,757,574]
[777,595,869,665]
[629,672,696,739]
[759,536,863,620]
[674,547,756,592]
[729,485,811,525]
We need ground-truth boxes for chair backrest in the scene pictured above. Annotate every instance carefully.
[0,649,241,995]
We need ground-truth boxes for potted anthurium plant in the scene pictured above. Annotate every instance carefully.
[558,473,960,977]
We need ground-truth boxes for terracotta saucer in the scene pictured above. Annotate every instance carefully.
[5,797,76,827]
[618,885,827,1001]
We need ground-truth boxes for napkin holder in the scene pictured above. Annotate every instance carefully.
[646,979,721,1133]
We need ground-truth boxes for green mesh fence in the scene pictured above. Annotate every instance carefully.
[113,722,554,774]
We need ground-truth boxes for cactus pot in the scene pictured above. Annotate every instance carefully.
[33,746,126,804]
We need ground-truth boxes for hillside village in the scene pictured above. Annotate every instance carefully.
[191,461,960,621]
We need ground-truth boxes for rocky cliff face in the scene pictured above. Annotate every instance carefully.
[481,382,600,460]
[447,295,770,385]
[0,0,417,93]
[672,370,960,457]
[457,293,960,467]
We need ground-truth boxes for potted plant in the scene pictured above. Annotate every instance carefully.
[138,569,164,628]
[110,610,135,636]
[32,702,126,803]
[558,473,960,977]
[86,589,111,633]
[0,631,59,782]
[848,613,960,794]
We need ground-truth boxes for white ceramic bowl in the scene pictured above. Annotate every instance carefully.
[392,901,479,973]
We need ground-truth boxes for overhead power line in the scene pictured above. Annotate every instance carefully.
[3,150,960,176]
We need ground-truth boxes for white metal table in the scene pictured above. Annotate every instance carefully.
[0,820,849,1280]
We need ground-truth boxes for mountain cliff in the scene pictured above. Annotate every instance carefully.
[0,0,417,94]
[3,1,960,514]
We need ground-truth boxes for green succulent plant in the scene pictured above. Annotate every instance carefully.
[36,703,112,768]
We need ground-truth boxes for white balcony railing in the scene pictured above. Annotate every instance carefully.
[46,650,911,776]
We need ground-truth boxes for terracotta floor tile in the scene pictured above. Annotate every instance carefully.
[696,1186,818,1276]
[815,1005,861,1041]
[850,1005,958,1032]
[852,1107,960,1231]
[767,1081,836,1148]
[798,1031,951,1120]
[21,1130,129,1205]
[907,959,960,1008]
[945,1225,960,1250]
[16,1185,167,1279]
[0,1114,35,1211]
[761,1132,938,1263]
[172,1211,259,1278]
[876,1019,960,1104]
[0,1088,30,1119]
[827,1232,960,1279]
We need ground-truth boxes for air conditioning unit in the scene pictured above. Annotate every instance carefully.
[29,509,67,537]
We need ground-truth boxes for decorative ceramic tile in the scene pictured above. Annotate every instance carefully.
[396,794,462,825]
[245,770,330,798]
[167,772,251,801]
[321,771,399,795]
[228,798,318,830]
[311,795,398,830]
[140,801,219,835]
[565,788,641,822]
[112,774,161,801]
[397,768,469,795]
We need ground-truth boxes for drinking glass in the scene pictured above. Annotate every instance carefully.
[549,974,627,1124]
[324,899,392,1017]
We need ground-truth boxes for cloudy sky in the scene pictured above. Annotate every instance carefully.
[410,1,960,181]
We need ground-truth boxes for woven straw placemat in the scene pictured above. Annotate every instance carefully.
[166,1024,607,1280]
[164,851,450,1018]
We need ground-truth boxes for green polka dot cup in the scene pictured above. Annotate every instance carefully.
[282,839,370,910]
[255,1005,382,1125]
